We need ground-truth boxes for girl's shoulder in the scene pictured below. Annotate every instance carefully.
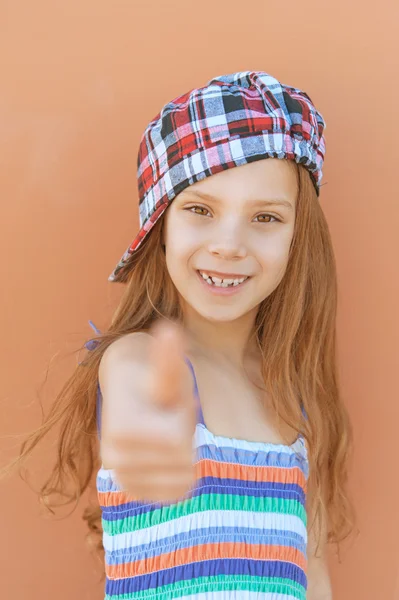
[98,331,152,389]
[100,331,152,363]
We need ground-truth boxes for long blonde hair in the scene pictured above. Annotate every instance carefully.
[3,161,358,566]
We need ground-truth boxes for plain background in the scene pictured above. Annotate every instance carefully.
[1,1,398,598]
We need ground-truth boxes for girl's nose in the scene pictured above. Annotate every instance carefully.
[208,229,247,260]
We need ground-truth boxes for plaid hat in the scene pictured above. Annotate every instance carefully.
[109,70,326,283]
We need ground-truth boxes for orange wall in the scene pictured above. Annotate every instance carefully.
[1,1,398,598]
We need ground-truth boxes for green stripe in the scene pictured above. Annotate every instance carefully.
[105,575,306,600]
[102,493,306,536]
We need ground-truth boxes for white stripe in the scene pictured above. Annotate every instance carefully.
[191,150,204,175]
[163,169,172,196]
[160,592,302,600]
[195,424,306,456]
[102,509,307,552]
[228,137,245,161]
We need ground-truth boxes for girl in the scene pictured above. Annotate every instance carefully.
[10,71,356,599]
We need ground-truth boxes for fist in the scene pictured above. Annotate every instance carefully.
[100,319,198,504]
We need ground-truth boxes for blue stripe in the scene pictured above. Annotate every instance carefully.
[105,526,307,565]
[97,472,304,498]
[196,442,308,469]
[100,479,306,520]
[96,384,102,440]
[105,557,307,595]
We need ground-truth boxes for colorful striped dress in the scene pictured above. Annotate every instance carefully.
[88,327,309,600]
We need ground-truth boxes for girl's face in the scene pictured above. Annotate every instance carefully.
[163,158,298,323]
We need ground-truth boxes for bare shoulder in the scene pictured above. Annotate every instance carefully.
[98,332,153,397]
[100,331,152,365]
[98,329,193,400]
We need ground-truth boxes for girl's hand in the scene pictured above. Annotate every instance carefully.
[99,320,197,503]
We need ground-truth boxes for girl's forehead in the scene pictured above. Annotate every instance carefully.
[177,159,298,205]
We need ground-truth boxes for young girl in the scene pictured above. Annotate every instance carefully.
[12,71,356,599]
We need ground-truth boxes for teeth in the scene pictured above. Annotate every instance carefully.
[199,271,248,287]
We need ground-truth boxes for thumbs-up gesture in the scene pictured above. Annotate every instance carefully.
[99,319,198,504]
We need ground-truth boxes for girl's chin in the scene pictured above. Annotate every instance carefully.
[189,303,253,323]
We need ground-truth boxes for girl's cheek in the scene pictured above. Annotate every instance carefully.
[178,227,205,249]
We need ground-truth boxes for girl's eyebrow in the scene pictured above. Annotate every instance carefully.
[181,189,293,211]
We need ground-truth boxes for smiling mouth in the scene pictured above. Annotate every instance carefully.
[197,269,250,288]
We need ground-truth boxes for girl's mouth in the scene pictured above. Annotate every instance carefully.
[196,270,251,295]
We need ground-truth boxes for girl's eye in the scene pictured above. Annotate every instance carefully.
[185,206,280,223]
[254,213,280,223]
[185,205,211,217]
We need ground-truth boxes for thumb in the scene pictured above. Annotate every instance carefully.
[149,319,188,409]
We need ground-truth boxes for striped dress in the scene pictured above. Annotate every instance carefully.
[94,351,309,600]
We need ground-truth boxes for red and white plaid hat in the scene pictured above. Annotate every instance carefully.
[109,70,326,283]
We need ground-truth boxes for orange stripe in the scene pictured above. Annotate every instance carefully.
[106,541,307,580]
[98,461,306,508]
[197,459,307,489]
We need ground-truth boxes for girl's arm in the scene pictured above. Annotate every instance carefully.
[306,500,333,600]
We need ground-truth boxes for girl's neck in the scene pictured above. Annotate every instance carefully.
[182,306,260,369]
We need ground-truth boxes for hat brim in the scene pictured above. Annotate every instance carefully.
[108,201,170,283]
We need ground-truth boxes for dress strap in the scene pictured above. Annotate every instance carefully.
[184,357,206,427]
[84,320,103,440]
[295,404,308,442]
[84,320,102,350]
[95,383,103,441]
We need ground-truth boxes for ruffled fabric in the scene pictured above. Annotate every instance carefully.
[97,423,309,600]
